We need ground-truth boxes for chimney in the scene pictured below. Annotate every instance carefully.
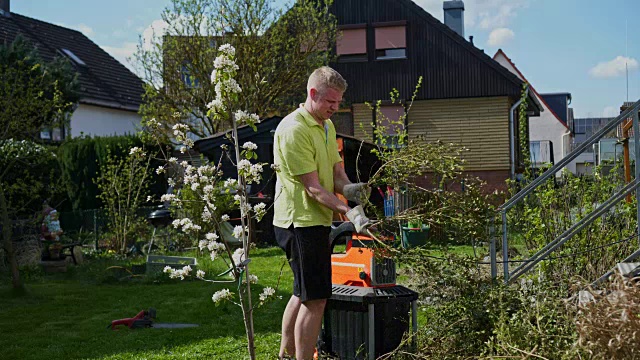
[0,0,10,17]
[443,1,464,38]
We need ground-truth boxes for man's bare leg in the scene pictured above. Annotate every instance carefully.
[294,298,327,360]
[280,295,302,359]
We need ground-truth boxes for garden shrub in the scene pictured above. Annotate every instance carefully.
[510,164,637,283]
[396,253,580,359]
[57,134,167,211]
[0,139,64,218]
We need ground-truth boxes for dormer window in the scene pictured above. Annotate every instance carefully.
[336,24,367,63]
[374,22,407,60]
[60,48,86,66]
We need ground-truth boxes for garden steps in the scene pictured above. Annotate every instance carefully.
[40,259,67,273]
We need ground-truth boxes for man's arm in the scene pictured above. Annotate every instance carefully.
[332,162,351,195]
[299,171,350,215]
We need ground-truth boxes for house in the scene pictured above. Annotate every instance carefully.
[329,0,541,191]
[493,50,574,174]
[0,0,144,140]
[572,117,617,174]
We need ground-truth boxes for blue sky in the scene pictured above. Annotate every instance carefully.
[11,0,640,118]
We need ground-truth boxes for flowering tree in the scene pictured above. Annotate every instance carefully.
[145,44,277,360]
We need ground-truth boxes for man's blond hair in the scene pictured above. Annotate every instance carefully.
[307,66,347,95]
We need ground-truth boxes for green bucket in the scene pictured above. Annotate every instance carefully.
[401,225,430,248]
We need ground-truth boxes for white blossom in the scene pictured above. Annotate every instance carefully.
[206,232,219,241]
[212,288,233,303]
[234,110,260,125]
[243,274,258,284]
[172,218,202,234]
[168,157,178,164]
[156,166,165,175]
[210,69,218,84]
[167,178,176,187]
[240,202,252,217]
[259,287,276,302]
[196,270,206,279]
[208,241,225,253]
[146,118,160,129]
[224,178,238,189]
[253,202,267,221]
[270,164,281,172]
[221,214,230,221]
[146,196,153,202]
[160,194,176,202]
[232,247,245,264]
[129,147,145,157]
[198,239,208,250]
[180,146,187,154]
[213,54,238,71]
[232,225,245,239]
[201,206,212,221]
[218,44,235,56]
[242,142,258,151]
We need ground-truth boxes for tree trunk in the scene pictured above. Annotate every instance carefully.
[0,187,22,290]
[241,290,257,360]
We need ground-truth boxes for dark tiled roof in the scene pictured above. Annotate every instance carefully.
[0,12,144,110]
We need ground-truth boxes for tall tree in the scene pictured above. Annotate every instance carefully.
[0,35,79,290]
[136,0,336,139]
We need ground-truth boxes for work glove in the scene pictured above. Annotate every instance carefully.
[345,205,372,234]
[343,183,371,205]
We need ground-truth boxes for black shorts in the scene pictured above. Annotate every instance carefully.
[274,225,332,302]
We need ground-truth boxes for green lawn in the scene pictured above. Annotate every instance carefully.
[0,247,291,360]
[0,244,478,360]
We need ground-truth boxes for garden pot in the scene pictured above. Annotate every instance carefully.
[401,225,430,248]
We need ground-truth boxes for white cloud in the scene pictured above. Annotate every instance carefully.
[413,0,528,30]
[142,19,169,51]
[56,22,95,37]
[603,106,619,117]
[102,42,138,73]
[487,28,515,46]
[589,56,639,78]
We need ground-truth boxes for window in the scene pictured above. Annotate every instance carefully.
[374,25,406,60]
[376,105,405,147]
[337,26,367,62]
[40,126,64,142]
[60,48,86,66]
[181,62,200,88]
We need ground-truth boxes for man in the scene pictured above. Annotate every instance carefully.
[273,66,371,359]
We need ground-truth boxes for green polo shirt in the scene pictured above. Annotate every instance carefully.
[273,106,342,228]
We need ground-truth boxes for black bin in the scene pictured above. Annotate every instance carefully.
[320,285,418,360]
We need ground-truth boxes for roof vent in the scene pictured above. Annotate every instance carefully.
[443,1,465,38]
[60,48,87,67]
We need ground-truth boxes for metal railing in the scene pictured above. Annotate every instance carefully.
[491,99,640,283]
